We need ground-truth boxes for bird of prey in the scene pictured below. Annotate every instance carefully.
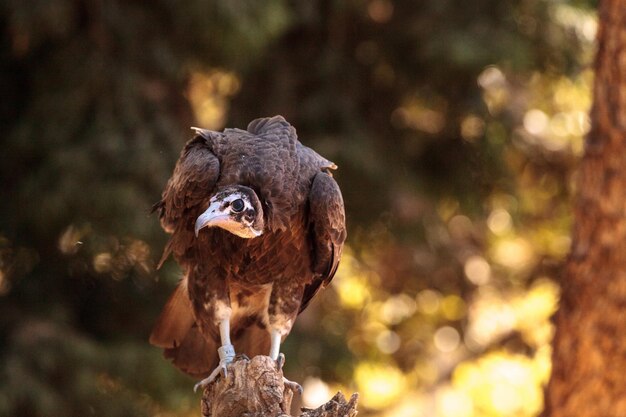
[149,116,346,392]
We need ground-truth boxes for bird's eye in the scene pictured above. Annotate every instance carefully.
[231,198,245,213]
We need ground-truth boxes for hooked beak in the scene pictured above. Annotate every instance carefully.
[194,198,263,239]
[194,201,228,237]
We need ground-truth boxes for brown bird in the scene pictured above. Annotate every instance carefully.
[149,116,346,392]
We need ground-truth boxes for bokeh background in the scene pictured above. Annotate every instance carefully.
[0,1,597,416]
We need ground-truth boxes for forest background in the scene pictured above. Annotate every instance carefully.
[0,1,598,416]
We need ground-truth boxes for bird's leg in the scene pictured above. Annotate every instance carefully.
[268,326,303,394]
[269,329,290,389]
[193,305,235,392]
[269,328,282,361]
[267,283,305,395]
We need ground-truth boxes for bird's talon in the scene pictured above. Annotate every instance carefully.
[193,362,230,392]
[283,377,303,395]
[193,380,208,393]
[276,352,285,371]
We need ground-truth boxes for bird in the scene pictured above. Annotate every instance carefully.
[149,116,346,392]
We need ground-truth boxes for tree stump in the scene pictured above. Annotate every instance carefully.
[200,355,358,417]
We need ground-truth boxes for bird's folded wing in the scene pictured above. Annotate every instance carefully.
[300,171,347,313]
[154,134,220,266]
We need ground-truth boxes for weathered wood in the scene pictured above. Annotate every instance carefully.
[200,355,358,417]
[300,393,359,417]
[543,0,626,416]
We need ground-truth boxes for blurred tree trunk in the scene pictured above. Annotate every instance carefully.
[543,1,626,416]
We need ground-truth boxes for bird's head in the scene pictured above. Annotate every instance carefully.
[194,185,265,239]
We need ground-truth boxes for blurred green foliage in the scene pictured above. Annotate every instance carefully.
[0,1,595,416]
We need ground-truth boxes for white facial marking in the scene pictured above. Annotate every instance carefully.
[195,190,263,238]
[220,192,253,212]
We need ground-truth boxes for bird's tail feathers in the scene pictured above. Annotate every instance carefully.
[150,279,273,378]
[150,279,219,378]
[161,323,270,379]
[149,279,195,348]
[164,325,217,378]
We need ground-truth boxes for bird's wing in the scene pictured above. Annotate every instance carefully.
[300,170,347,313]
[154,134,220,266]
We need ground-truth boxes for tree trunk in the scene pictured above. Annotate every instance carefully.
[543,0,626,416]
[199,355,359,417]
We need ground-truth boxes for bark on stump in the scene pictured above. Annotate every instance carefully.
[200,355,358,417]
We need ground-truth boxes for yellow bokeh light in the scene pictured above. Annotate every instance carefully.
[487,209,513,235]
[478,66,506,89]
[478,66,510,116]
[336,273,370,309]
[461,115,485,142]
[381,293,417,325]
[355,362,406,410]
[490,383,523,414]
[514,279,559,326]
[391,98,446,135]
[302,377,331,408]
[513,279,559,346]
[464,256,491,286]
[491,237,534,270]
[522,69,593,156]
[416,289,441,315]
[448,215,474,239]
[376,329,401,354]
[466,278,558,352]
[453,352,546,417]
[434,326,460,353]
[466,288,516,347]
[187,70,241,130]
[533,345,553,383]
[441,295,466,320]
[523,109,549,135]
[334,253,372,309]
[436,386,474,417]
[414,360,440,385]
[384,394,426,417]
[93,252,112,273]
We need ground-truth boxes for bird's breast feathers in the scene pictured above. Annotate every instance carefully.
[197,220,313,287]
